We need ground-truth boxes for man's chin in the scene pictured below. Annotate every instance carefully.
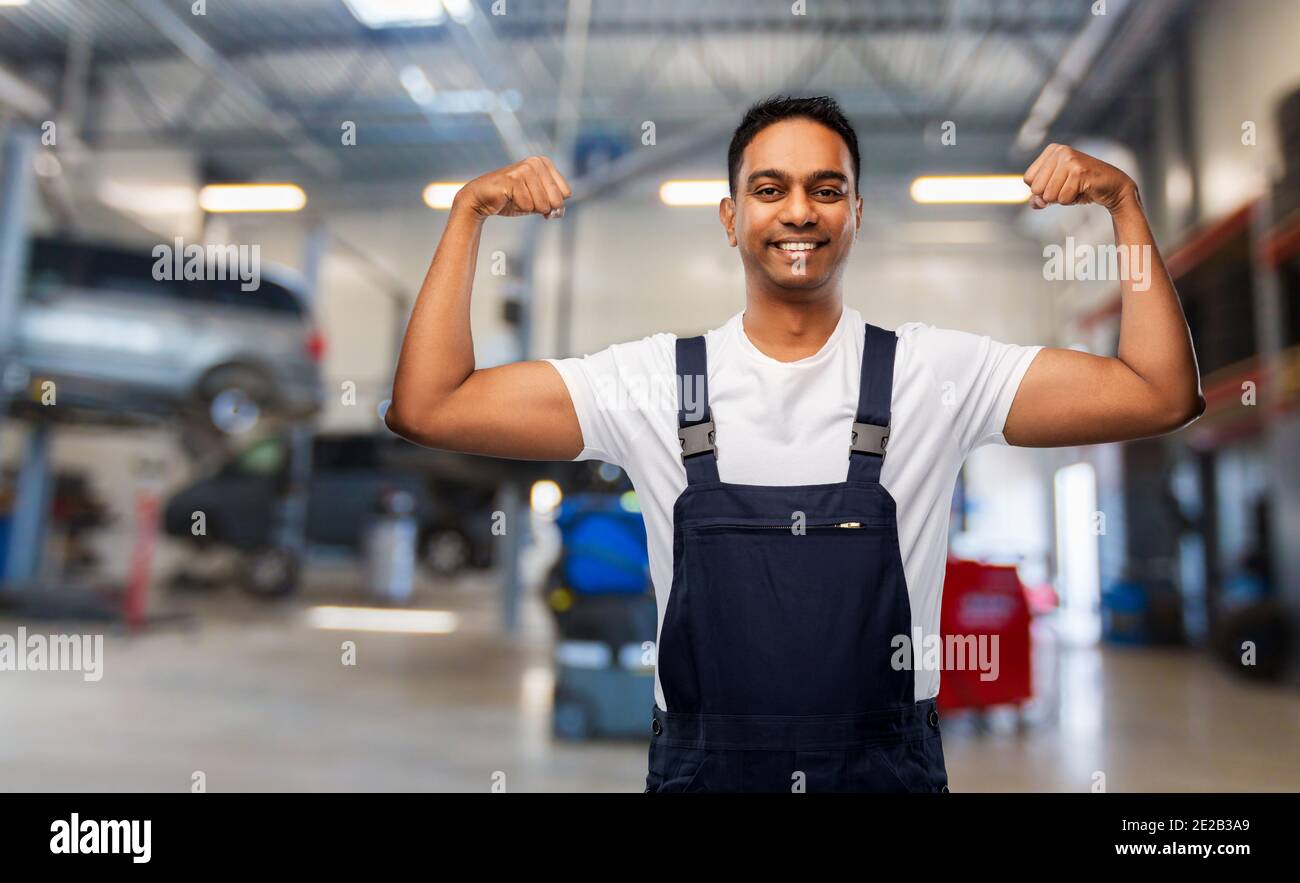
[766,268,830,290]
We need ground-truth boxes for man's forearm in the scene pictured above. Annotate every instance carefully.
[389,198,486,426]
[1109,188,1205,423]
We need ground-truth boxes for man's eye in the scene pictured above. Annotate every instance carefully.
[817,189,843,197]
[755,187,779,196]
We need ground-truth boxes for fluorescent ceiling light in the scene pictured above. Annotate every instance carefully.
[399,65,436,106]
[307,605,458,634]
[888,221,1006,245]
[909,175,1030,205]
[659,179,729,207]
[342,0,446,28]
[0,1,32,7]
[198,183,307,213]
[430,89,521,114]
[99,181,198,215]
[423,181,465,209]
[441,0,475,23]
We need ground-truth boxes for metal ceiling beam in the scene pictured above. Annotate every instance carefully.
[552,0,593,172]
[85,114,1033,158]
[566,32,856,206]
[443,9,553,162]
[1012,0,1134,154]
[123,0,339,178]
[1065,0,1197,131]
[0,17,1094,66]
[1014,0,1194,156]
[0,63,52,118]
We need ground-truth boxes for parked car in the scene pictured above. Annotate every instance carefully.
[163,432,500,593]
[5,237,324,436]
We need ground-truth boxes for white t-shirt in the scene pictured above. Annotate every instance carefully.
[544,305,1042,709]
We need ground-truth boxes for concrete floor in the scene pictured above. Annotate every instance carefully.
[2,564,1298,792]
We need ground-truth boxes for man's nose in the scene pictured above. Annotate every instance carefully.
[778,189,818,226]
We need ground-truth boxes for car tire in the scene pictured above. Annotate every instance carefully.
[195,365,275,436]
[421,528,471,577]
[243,547,300,598]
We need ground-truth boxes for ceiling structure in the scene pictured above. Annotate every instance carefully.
[0,0,1192,206]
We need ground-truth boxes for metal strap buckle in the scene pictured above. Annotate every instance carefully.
[850,422,889,457]
[678,421,716,459]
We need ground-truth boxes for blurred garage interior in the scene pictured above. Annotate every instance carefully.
[1,0,1299,791]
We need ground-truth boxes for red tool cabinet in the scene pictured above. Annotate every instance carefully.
[937,556,1034,712]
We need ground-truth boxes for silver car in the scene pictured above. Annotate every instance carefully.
[6,238,324,436]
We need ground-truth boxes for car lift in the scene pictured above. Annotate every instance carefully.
[0,126,316,624]
[0,127,182,623]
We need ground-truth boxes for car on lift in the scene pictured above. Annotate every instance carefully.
[162,432,501,595]
[4,237,324,440]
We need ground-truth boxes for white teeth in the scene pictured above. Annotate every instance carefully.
[775,242,819,251]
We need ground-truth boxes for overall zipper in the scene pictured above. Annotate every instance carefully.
[685,519,877,531]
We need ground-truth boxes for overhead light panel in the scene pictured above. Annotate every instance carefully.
[198,183,307,213]
[659,179,729,207]
[307,606,458,634]
[342,0,447,29]
[441,0,475,22]
[423,182,465,209]
[399,65,436,106]
[909,175,1030,205]
[99,181,198,215]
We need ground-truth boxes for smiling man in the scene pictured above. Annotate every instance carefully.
[386,95,1204,793]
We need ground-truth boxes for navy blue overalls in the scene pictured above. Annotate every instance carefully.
[645,322,950,793]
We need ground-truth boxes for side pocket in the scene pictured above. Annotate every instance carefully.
[861,747,913,793]
[654,748,714,793]
[873,736,947,793]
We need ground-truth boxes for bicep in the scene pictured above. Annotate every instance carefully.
[1003,347,1167,447]
[407,360,584,460]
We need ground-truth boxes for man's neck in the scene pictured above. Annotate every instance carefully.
[741,292,844,363]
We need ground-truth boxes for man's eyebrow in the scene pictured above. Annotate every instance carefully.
[745,168,850,187]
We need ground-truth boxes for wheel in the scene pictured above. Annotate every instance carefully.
[243,547,300,598]
[194,365,274,436]
[167,569,200,593]
[421,528,471,577]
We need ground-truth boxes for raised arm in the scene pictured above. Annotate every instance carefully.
[385,156,584,460]
[1003,144,1206,447]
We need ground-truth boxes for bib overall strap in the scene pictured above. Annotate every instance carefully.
[675,335,719,485]
[848,323,897,483]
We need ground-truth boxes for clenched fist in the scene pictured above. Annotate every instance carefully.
[455,155,573,220]
[1023,144,1138,214]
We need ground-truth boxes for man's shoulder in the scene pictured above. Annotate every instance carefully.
[550,329,677,370]
[884,322,1004,393]
[609,330,678,369]
[891,321,989,360]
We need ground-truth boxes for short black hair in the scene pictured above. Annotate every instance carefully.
[727,95,861,197]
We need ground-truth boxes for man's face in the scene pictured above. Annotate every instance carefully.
[720,117,862,296]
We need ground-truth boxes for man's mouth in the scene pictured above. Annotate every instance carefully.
[770,240,826,260]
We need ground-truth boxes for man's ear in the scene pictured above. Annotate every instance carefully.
[719,196,738,247]
[854,195,863,239]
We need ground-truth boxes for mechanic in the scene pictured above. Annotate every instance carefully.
[386,95,1204,792]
